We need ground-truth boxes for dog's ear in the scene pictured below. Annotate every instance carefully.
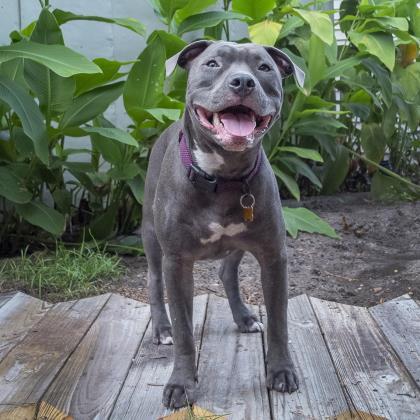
[264,47,305,89]
[165,40,213,77]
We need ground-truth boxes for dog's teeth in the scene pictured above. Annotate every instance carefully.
[213,112,221,126]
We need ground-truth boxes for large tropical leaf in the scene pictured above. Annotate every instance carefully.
[24,8,75,116]
[83,127,138,147]
[349,31,395,71]
[249,20,282,46]
[53,9,145,36]
[0,41,101,77]
[124,39,166,122]
[320,144,350,194]
[281,156,323,189]
[151,0,190,23]
[0,166,32,204]
[232,0,275,21]
[292,9,334,45]
[278,146,323,162]
[59,81,124,128]
[177,11,246,35]
[272,165,300,200]
[361,123,386,164]
[0,76,48,164]
[175,0,218,23]
[15,200,66,236]
[283,207,339,239]
[323,56,363,80]
[74,58,129,96]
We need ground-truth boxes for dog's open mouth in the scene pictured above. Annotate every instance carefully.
[195,105,272,139]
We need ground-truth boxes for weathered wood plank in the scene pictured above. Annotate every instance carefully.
[369,294,420,388]
[0,292,17,309]
[37,294,150,420]
[0,292,51,363]
[311,297,419,420]
[0,294,110,419]
[196,295,270,420]
[109,294,208,420]
[261,294,350,419]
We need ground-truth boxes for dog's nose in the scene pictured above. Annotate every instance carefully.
[228,73,256,97]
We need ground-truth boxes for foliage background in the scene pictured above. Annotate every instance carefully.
[0,0,419,254]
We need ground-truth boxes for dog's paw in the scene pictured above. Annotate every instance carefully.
[162,380,196,409]
[267,363,299,393]
[152,324,173,345]
[237,314,264,333]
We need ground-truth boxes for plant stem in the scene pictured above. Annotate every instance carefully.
[268,92,305,161]
[344,146,420,191]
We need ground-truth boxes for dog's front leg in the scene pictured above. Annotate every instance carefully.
[162,255,196,409]
[259,248,299,393]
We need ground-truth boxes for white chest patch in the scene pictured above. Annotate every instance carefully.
[193,146,225,175]
[200,222,247,245]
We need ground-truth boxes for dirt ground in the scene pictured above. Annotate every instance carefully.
[109,192,420,308]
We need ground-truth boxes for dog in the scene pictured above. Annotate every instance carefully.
[141,40,305,409]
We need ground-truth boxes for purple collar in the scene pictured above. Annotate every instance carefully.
[179,131,262,193]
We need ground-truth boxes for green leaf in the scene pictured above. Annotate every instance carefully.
[177,11,246,35]
[361,123,386,164]
[272,165,300,200]
[59,81,124,128]
[53,9,145,36]
[89,201,118,239]
[283,207,339,239]
[294,115,346,137]
[144,108,182,123]
[151,0,190,23]
[362,57,392,107]
[0,76,48,164]
[15,200,66,236]
[108,163,140,180]
[292,9,334,45]
[175,0,218,23]
[349,31,395,71]
[324,56,363,80]
[24,8,75,116]
[232,0,275,21]
[307,34,327,91]
[0,40,101,77]
[281,156,322,189]
[74,58,129,95]
[127,175,144,205]
[278,16,305,40]
[83,127,138,147]
[396,62,420,102]
[320,144,350,194]
[124,39,166,122]
[278,146,323,162]
[0,166,32,204]
[147,30,187,58]
[249,20,282,46]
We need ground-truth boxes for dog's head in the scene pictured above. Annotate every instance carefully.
[166,41,304,152]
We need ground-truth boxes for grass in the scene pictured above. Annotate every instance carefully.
[0,243,123,301]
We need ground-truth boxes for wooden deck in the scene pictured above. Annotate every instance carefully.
[0,292,419,420]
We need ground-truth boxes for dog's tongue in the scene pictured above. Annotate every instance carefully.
[220,112,256,137]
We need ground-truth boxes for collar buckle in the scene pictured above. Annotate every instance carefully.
[188,165,218,192]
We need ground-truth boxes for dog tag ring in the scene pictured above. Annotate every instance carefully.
[240,193,255,222]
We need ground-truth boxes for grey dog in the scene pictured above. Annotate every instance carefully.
[141,40,305,409]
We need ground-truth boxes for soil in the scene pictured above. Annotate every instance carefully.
[107,192,420,308]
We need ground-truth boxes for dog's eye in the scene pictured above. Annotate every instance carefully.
[206,60,219,68]
[258,64,271,72]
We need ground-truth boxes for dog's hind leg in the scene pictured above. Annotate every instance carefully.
[143,223,173,345]
[219,250,263,333]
